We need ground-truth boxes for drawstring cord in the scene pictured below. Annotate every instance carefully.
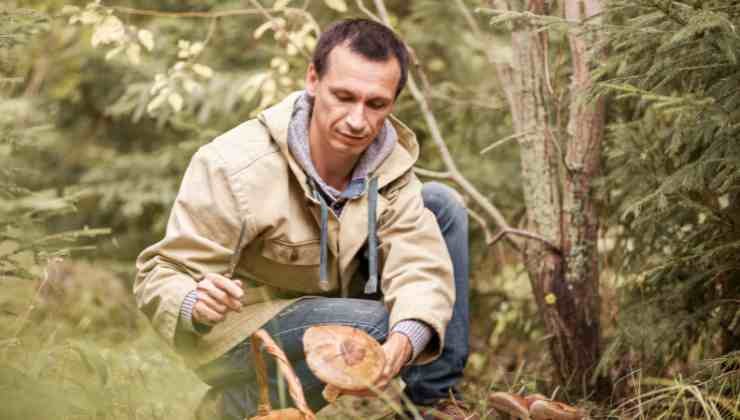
[365,176,379,295]
[309,176,379,295]
[311,182,331,292]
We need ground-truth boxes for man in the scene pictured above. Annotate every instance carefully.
[134,19,473,419]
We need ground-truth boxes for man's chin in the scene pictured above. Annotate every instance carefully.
[330,140,368,157]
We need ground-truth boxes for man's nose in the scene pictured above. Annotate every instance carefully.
[345,104,367,134]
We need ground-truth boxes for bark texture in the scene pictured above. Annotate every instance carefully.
[491,0,608,394]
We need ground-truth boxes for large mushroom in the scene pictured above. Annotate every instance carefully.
[303,325,386,402]
[488,392,531,419]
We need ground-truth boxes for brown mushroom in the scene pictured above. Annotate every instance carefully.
[303,325,385,402]
[529,399,586,420]
[488,392,530,419]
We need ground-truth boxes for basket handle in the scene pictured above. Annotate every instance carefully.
[250,329,316,420]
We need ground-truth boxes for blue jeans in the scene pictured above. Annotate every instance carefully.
[196,182,470,418]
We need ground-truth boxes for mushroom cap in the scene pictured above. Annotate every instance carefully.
[303,325,385,392]
[529,400,585,420]
[488,392,530,419]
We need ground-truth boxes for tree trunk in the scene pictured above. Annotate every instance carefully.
[491,0,608,396]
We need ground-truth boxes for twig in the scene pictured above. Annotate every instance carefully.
[480,131,531,155]
[355,0,381,22]
[10,258,59,338]
[112,6,262,18]
[467,207,494,244]
[413,167,452,180]
[489,228,561,254]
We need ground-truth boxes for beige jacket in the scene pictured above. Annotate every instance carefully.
[134,92,455,367]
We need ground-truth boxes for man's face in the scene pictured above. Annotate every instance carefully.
[306,43,400,161]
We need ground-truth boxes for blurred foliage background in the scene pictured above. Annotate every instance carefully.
[1,0,738,419]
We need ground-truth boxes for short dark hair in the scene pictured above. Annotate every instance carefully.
[312,18,409,98]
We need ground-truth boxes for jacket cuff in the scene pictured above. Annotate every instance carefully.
[178,290,212,335]
[391,319,433,364]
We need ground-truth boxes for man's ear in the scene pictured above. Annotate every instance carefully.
[305,63,319,96]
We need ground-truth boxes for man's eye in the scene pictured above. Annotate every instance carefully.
[335,94,352,102]
[369,101,386,109]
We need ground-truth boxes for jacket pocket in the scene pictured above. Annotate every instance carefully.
[261,239,321,266]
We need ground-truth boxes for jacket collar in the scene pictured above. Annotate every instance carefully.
[258,91,418,197]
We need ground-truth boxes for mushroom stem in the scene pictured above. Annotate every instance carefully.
[322,384,342,403]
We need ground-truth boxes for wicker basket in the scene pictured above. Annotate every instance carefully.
[247,329,317,420]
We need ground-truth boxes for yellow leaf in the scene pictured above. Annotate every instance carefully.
[61,6,81,15]
[274,0,291,11]
[150,74,167,94]
[138,29,154,51]
[147,92,167,114]
[183,79,201,95]
[189,42,204,56]
[323,0,347,12]
[192,63,214,79]
[79,10,101,25]
[253,21,273,39]
[168,92,184,113]
[126,43,141,65]
[91,16,125,47]
[104,45,123,61]
[545,293,557,305]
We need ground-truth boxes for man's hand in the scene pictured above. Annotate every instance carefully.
[376,332,413,389]
[192,273,244,326]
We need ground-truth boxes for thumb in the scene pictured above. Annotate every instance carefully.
[322,384,342,403]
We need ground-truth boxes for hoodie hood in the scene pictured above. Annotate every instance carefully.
[258,91,419,195]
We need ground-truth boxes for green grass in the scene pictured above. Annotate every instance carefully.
[1,260,737,419]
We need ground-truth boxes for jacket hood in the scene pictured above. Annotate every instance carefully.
[257,91,419,191]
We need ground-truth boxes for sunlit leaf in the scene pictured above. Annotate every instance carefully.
[254,21,273,39]
[323,0,348,13]
[137,29,154,51]
[60,6,81,15]
[91,15,124,47]
[104,45,123,61]
[146,92,166,113]
[192,63,214,79]
[168,92,184,113]
[125,43,141,65]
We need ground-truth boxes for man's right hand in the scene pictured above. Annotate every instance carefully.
[192,273,244,326]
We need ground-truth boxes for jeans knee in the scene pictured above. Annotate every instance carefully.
[350,299,389,340]
[422,182,468,227]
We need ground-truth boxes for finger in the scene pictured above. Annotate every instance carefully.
[199,280,230,304]
[194,302,225,325]
[212,275,244,300]
[211,276,244,311]
[196,291,227,314]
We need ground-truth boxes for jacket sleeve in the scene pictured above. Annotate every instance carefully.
[133,146,243,348]
[378,174,455,365]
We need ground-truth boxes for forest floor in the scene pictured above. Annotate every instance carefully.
[0,258,726,419]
